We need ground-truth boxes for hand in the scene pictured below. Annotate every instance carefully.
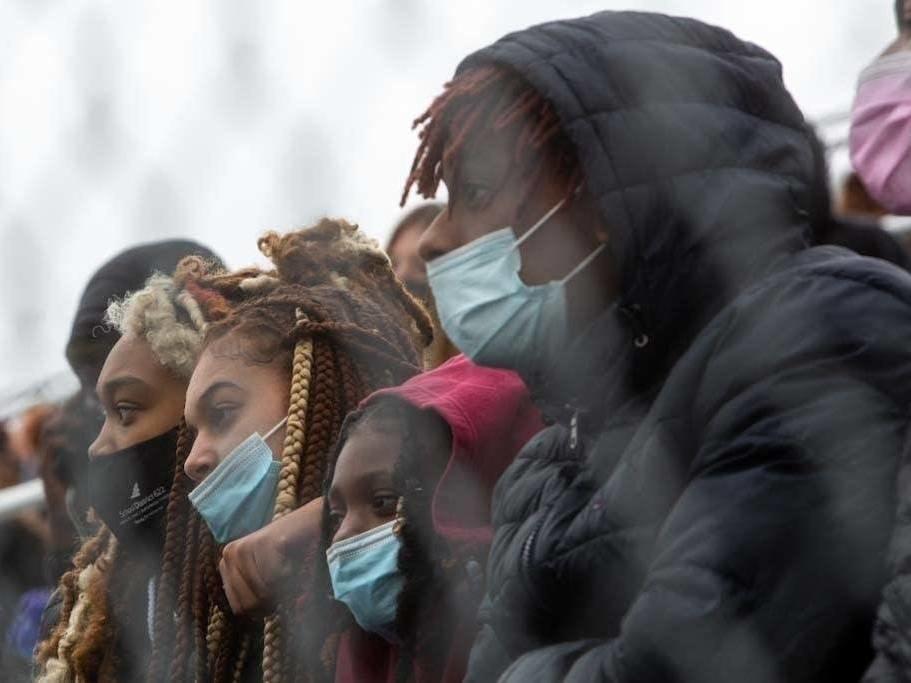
[219,495,324,618]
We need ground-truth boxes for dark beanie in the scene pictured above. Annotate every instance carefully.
[65,239,224,390]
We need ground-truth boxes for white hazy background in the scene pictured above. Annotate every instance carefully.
[0,0,898,394]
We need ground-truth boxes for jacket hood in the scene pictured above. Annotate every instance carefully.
[66,239,223,390]
[363,354,543,545]
[456,11,816,417]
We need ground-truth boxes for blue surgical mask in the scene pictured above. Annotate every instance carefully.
[327,520,403,643]
[426,198,606,378]
[188,416,287,544]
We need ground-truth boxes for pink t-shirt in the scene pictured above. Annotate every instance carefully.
[850,51,911,215]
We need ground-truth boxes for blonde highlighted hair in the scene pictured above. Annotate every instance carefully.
[106,267,213,379]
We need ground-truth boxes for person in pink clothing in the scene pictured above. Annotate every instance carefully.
[849,0,911,215]
[309,355,543,683]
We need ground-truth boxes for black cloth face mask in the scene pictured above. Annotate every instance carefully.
[88,427,178,554]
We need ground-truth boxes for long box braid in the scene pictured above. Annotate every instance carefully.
[148,219,432,683]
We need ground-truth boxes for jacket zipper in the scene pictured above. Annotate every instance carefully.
[520,514,546,576]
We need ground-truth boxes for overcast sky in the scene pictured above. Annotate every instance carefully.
[0,0,899,395]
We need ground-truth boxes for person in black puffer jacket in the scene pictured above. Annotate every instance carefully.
[401,11,911,683]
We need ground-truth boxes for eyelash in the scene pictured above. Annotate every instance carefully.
[372,493,399,516]
[461,182,491,209]
[327,493,399,535]
[114,403,139,424]
[210,404,239,431]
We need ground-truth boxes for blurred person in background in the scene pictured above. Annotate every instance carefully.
[311,355,542,683]
[0,413,55,682]
[807,128,911,269]
[1,398,100,681]
[37,393,104,584]
[387,202,459,368]
[859,11,911,681]
[839,172,891,220]
[849,0,911,216]
[34,263,214,682]
[147,221,431,683]
[403,10,911,683]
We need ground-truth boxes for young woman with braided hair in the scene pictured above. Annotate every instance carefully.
[148,218,432,683]
[34,264,216,682]
[307,355,542,683]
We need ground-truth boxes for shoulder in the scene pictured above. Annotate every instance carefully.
[491,424,583,521]
[700,248,911,389]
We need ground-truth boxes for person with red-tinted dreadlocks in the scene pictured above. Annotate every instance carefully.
[146,219,432,683]
[400,10,911,683]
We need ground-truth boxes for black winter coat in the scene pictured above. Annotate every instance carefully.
[459,12,911,683]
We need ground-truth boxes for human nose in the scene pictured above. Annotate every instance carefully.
[332,512,371,545]
[418,208,461,264]
[88,421,113,459]
[184,435,219,483]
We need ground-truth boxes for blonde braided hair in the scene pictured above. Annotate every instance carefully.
[34,529,117,683]
[260,334,313,683]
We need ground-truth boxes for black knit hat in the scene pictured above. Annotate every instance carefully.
[65,239,223,390]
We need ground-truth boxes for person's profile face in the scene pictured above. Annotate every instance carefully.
[327,425,402,544]
[182,333,290,484]
[417,127,606,290]
[89,335,187,458]
[389,222,430,295]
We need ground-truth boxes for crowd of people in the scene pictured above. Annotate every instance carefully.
[0,5,909,681]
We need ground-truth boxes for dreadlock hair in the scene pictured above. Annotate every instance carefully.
[401,64,582,217]
[149,218,432,683]
[34,271,211,683]
[308,398,473,683]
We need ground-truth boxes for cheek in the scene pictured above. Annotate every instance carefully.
[142,400,185,437]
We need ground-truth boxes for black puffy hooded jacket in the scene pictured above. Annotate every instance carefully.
[459,12,911,683]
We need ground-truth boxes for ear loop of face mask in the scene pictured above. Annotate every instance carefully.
[262,416,289,446]
[511,193,607,286]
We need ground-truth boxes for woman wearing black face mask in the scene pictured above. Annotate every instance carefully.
[34,269,212,682]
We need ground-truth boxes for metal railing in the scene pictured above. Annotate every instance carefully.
[0,479,45,523]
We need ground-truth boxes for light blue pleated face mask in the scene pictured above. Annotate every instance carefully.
[327,520,403,643]
[188,416,287,544]
[426,197,606,378]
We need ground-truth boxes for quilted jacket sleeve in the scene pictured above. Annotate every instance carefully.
[493,272,911,683]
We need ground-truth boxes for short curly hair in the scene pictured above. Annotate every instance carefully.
[105,269,212,379]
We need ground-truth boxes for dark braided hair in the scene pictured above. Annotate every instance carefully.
[149,218,431,683]
[401,65,582,215]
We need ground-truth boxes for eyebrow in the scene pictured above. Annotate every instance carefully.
[186,381,245,424]
[98,376,150,401]
[328,467,397,502]
[197,380,244,405]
